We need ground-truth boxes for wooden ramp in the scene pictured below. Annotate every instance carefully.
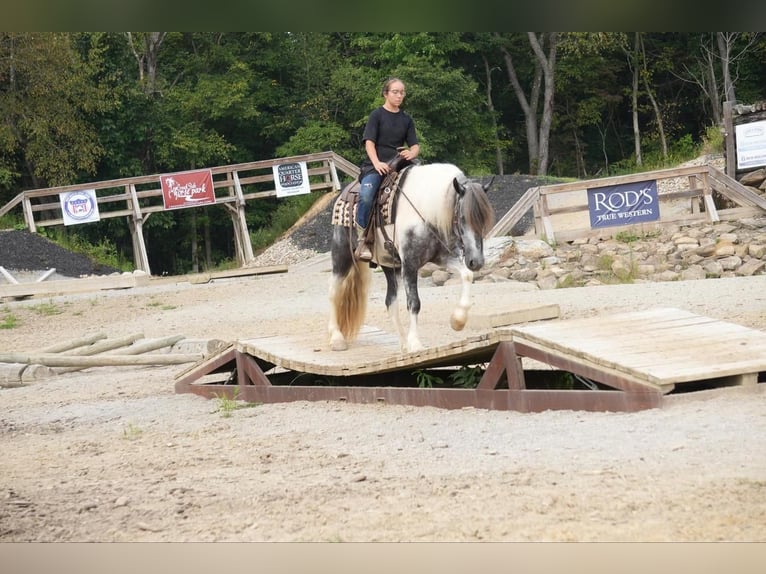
[174,307,766,413]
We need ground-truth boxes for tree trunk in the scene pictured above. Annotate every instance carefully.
[482,55,504,175]
[639,34,667,159]
[501,43,539,174]
[191,210,199,273]
[630,33,642,167]
[528,32,557,176]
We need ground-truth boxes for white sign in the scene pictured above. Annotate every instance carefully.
[273,162,311,198]
[60,189,100,226]
[736,120,766,170]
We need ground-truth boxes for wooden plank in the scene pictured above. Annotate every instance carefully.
[468,303,560,329]
[0,273,150,299]
[511,307,766,388]
[186,264,288,284]
[237,326,516,377]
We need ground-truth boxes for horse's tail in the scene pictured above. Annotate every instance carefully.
[330,261,371,342]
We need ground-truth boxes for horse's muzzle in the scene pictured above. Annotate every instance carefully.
[465,255,485,272]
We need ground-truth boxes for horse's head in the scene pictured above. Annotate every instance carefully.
[452,176,496,271]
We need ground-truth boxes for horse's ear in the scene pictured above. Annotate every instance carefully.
[482,176,495,192]
[452,177,467,197]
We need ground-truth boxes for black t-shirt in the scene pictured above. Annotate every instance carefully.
[359,106,418,177]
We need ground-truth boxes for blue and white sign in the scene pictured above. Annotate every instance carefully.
[736,120,766,170]
[60,189,100,226]
[588,180,659,229]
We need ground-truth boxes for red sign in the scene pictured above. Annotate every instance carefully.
[160,169,216,210]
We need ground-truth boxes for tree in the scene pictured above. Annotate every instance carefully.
[498,32,558,175]
[0,33,112,194]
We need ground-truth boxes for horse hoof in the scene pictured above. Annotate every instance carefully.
[330,338,348,351]
[450,308,468,331]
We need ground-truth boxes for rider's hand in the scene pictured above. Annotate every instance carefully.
[374,161,389,175]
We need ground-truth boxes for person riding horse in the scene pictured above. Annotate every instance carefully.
[356,77,420,261]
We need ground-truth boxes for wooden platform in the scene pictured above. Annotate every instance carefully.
[175,307,766,412]
[510,307,766,393]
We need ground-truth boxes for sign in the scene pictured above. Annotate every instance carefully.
[588,180,660,229]
[60,189,100,226]
[160,169,216,210]
[735,120,766,170]
[273,162,311,198]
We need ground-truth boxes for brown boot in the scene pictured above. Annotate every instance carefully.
[354,226,373,261]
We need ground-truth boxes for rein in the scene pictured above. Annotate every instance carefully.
[398,187,465,258]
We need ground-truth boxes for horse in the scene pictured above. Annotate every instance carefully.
[327,162,496,353]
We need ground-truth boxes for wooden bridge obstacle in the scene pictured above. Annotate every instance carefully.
[174,306,766,413]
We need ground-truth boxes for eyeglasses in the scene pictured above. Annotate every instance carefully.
[388,89,406,96]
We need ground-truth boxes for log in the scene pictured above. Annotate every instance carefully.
[119,335,186,355]
[65,333,145,356]
[54,333,146,374]
[58,333,186,373]
[37,332,108,354]
[0,352,202,367]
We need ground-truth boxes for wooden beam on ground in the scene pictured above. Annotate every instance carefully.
[37,332,108,354]
[185,265,288,284]
[468,303,559,329]
[0,273,150,299]
[0,352,202,367]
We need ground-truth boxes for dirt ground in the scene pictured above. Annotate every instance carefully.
[1,255,766,542]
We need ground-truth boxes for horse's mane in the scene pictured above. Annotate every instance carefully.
[402,163,495,237]
[462,177,496,236]
[402,163,462,235]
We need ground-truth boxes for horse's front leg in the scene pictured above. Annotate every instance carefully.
[382,267,408,353]
[449,261,474,331]
[402,262,425,353]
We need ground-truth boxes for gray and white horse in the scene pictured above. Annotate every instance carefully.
[328,163,495,353]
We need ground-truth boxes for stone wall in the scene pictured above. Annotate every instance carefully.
[424,216,766,290]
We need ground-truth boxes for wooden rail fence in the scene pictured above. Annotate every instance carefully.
[0,151,359,275]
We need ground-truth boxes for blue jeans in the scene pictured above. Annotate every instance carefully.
[356,171,382,229]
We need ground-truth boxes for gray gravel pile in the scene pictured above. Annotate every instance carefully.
[0,230,120,278]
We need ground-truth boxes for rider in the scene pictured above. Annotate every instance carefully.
[355,77,420,261]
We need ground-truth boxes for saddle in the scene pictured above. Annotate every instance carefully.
[331,156,415,266]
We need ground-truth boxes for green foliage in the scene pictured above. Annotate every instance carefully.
[214,388,260,417]
[701,124,724,155]
[249,193,318,252]
[0,308,18,329]
[41,229,132,272]
[30,300,63,316]
[448,365,484,388]
[412,369,443,388]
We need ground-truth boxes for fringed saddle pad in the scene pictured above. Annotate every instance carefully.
[331,168,409,228]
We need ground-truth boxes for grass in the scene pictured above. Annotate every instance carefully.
[122,422,143,441]
[147,298,177,311]
[214,388,261,417]
[29,300,64,316]
[0,310,18,329]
